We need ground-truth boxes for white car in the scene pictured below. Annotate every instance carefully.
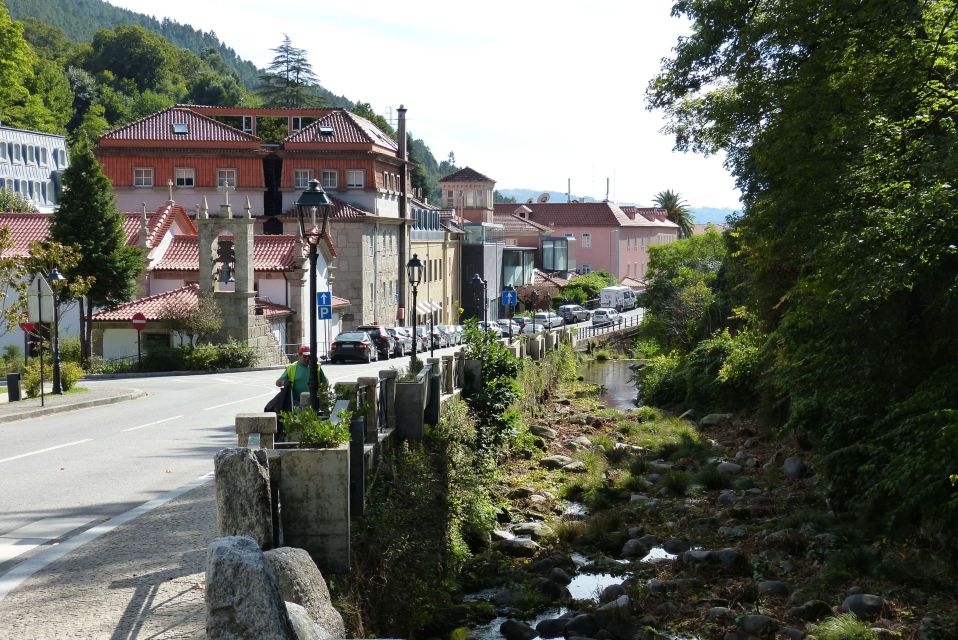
[478,321,503,336]
[496,319,522,335]
[591,308,620,327]
[520,323,547,335]
[533,311,564,329]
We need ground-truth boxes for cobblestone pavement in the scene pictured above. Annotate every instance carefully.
[0,481,214,639]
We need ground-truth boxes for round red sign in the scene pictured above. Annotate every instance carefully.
[131,312,147,330]
[18,321,36,333]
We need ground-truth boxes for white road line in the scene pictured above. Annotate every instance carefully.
[121,415,183,432]
[0,516,96,564]
[0,472,213,604]
[0,439,94,465]
[203,391,275,411]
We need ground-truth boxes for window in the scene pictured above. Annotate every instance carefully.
[133,167,154,187]
[171,123,189,135]
[445,190,454,207]
[40,148,48,165]
[174,167,195,187]
[0,144,5,161]
[217,168,237,188]
[291,116,304,132]
[465,190,475,207]
[580,264,592,274]
[13,144,21,163]
[346,170,364,188]
[321,170,337,189]
[46,182,55,204]
[294,169,313,189]
[581,233,592,248]
[242,116,253,133]
[26,146,34,164]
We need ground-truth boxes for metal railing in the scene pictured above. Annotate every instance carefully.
[574,312,642,341]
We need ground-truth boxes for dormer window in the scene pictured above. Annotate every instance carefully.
[171,123,189,135]
[318,126,334,137]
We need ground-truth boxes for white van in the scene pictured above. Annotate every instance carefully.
[599,285,637,312]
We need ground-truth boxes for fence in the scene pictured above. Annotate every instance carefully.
[572,312,642,341]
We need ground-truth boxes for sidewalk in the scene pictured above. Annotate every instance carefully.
[0,385,147,423]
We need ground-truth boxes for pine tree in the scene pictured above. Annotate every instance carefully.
[256,34,321,108]
[50,148,144,363]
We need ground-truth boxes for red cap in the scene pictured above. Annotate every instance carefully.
[298,345,311,356]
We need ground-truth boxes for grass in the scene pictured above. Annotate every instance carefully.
[695,463,734,490]
[65,386,88,395]
[660,471,694,496]
[812,614,878,640]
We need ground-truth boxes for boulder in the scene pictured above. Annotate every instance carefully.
[550,567,573,585]
[214,448,273,549]
[540,455,575,469]
[719,526,746,539]
[563,461,588,473]
[530,424,558,439]
[286,601,331,640]
[264,547,346,637]
[535,616,570,638]
[757,580,790,598]
[738,614,779,636]
[564,613,599,636]
[699,413,733,428]
[707,607,735,623]
[783,457,810,480]
[509,486,535,499]
[621,538,650,558]
[513,522,555,540]
[600,584,626,603]
[841,594,886,620]
[662,538,691,554]
[206,536,294,639]
[500,619,537,640]
[717,462,744,475]
[788,600,832,622]
[493,538,541,557]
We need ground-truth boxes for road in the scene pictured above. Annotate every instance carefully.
[0,344,462,591]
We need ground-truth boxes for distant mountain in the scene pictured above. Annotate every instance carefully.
[499,189,597,204]
[689,207,739,225]
[6,0,260,88]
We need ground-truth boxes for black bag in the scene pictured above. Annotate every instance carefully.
[264,386,292,413]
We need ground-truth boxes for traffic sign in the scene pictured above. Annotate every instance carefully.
[501,289,517,306]
[18,321,36,333]
[317,292,332,306]
[26,275,55,323]
[318,306,332,320]
[131,312,147,330]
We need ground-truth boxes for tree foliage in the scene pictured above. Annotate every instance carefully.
[649,0,958,539]
[256,34,322,108]
[0,188,37,213]
[160,290,222,347]
[653,189,693,238]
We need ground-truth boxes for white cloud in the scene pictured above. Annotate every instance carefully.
[106,0,741,208]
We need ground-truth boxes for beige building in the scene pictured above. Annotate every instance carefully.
[408,198,462,326]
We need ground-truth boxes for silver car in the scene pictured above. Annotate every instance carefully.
[533,311,564,329]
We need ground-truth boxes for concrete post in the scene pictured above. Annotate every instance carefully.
[357,377,379,443]
[454,351,465,389]
[425,358,441,426]
[379,369,397,430]
[441,355,454,393]
[235,413,278,449]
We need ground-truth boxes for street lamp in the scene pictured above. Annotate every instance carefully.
[471,273,488,325]
[505,284,517,339]
[406,254,423,362]
[294,178,332,413]
[48,268,66,394]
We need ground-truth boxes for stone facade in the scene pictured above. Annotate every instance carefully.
[329,218,403,328]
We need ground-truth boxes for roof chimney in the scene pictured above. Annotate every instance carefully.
[397,105,407,161]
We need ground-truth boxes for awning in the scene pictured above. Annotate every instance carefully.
[429,301,442,311]
[416,303,430,314]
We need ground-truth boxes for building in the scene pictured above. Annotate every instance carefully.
[0,124,69,212]
[95,103,413,329]
[409,198,462,327]
[494,202,679,281]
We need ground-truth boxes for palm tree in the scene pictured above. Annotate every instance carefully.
[653,189,694,238]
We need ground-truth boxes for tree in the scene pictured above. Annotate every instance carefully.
[256,35,320,108]
[0,4,57,131]
[50,148,144,364]
[160,291,222,347]
[0,188,37,213]
[652,189,693,238]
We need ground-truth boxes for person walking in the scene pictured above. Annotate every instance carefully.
[273,345,328,439]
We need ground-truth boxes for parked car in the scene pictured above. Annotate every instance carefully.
[330,331,377,363]
[478,321,503,336]
[436,324,457,346]
[496,319,522,335]
[386,327,414,358]
[591,308,620,327]
[414,326,431,351]
[512,314,533,328]
[534,311,564,329]
[430,325,448,348]
[558,304,590,324]
[356,324,393,359]
[450,324,465,344]
[519,322,547,335]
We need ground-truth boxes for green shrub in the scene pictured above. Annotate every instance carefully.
[59,337,82,364]
[696,463,734,490]
[632,405,662,423]
[22,359,48,397]
[186,344,219,370]
[280,407,352,449]
[661,471,694,496]
[812,614,878,640]
[640,351,685,406]
[142,346,186,371]
[213,339,257,368]
[60,362,85,391]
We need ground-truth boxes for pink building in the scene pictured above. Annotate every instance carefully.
[493,202,678,281]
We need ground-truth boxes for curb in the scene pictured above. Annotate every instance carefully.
[82,364,288,381]
[0,390,148,424]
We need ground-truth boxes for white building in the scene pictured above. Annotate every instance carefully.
[0,124,69,212]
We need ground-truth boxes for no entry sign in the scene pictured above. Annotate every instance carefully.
[18,321,36,333]
[131,313,147,331]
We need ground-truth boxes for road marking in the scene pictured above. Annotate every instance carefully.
[0,472,213,604]
[0,439,94,465]
[203,391,275,411]
[0,516,95,564]
[121,415,183,432]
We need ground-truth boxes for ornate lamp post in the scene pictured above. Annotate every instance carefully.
[471,274,488,325]
[406,254,423,362]
[294,179,332,413]
[48,268,66,394]
[529,288,539,312]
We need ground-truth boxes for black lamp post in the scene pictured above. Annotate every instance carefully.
[406,254,423,362]
[505,284,517,339]
[529,288,539,313]
[294,178,332,413]
[48,268,66,394]
[471,273,488,325]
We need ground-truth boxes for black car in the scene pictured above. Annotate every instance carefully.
[356,324,392,360]
[330,331,377,363]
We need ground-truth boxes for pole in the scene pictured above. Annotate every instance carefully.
[52,288,62,394]
[137,329,142,370]
[410,285,418,363]
[429,316,434,358]
[38,285,44,408]
[483,281,488,325]
[308,242,319,413]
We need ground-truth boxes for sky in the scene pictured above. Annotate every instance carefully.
[106,0,742,210]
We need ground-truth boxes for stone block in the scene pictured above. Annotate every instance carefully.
[214,448,274,549]
[265,547,346,637]
[236,413,278,448]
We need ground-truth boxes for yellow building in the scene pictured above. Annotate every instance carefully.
[408,198,463,326]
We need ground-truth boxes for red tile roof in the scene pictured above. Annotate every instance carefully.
[619,276,647,291]
[92,283,294,321]
[284,109,397,151]
[332,295,349,309]
[153,234,299,271]
[439,166,494,183]
[121,203,197,247]
[280,194,369,222]
[493,202,679,228]
[533,269,569,287]
[493,213,551,235]
[0,213,51,257]
[99,106,261,147]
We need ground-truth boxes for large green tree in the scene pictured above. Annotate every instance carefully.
[652,189,693,238]
[256,35,321,108]
[0,4,58,131]
[649,1,958,537]
[50,148,144,363]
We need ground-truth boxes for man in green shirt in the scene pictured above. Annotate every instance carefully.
[275,344,330,408]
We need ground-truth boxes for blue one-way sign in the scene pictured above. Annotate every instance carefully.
[317,292,332,306]
[501,289,517,306]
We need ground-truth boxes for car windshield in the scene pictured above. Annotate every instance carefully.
[336,332,367,341]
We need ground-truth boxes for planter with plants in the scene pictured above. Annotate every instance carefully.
[274,407,353,573]
[394,359,429,440]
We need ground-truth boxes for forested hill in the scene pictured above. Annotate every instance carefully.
[5,0,260,88]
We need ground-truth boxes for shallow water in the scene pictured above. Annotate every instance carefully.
[566,572,623,600]
[579,359,639,410]
[466,607,569,640]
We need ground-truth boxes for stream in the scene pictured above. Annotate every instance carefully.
[579,359,641,410]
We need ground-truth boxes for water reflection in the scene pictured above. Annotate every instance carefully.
[579,359,640,410]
